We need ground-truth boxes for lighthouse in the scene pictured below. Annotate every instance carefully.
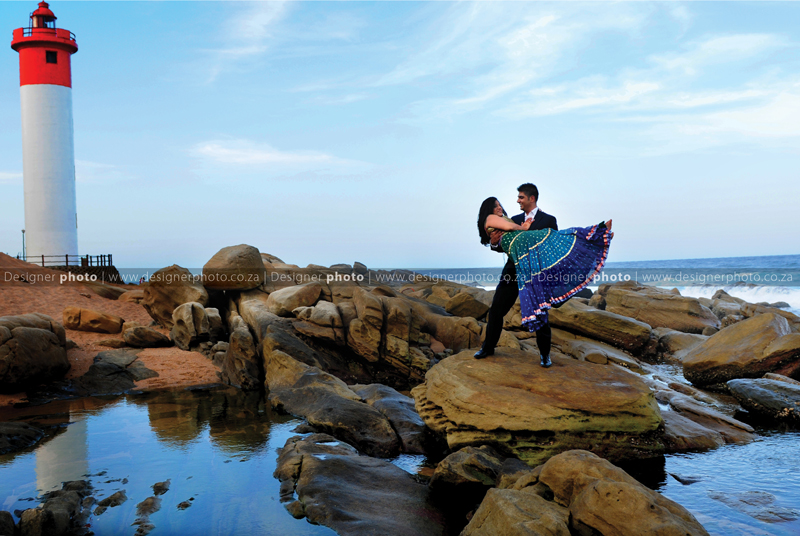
[11,2,79,260]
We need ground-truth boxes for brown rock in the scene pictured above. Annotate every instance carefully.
[683,313,800,386]
[351,383,428,454]
[0,314,70,392]
[445,292,489,319]
[462,488,570,536]
[142,265,209,328]
[603,284,720,334]
[118,289,144,303]
[539,450,709,535]
[62,307,123,334]
[220,325,261,390]
[411,349,663,466]
[123,327,172,348]
[266,282,322,317]
[549,299,654,354]
[202,244,266,291]
[170,302,210,350]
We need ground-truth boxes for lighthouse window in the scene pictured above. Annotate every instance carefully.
[46,51,58,64]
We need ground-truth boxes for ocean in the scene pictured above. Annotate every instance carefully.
[413,254,800,316]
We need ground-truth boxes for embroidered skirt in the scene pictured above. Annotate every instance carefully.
[500,223,611,331]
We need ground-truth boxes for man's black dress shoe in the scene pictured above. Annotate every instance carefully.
[474,347,494,359]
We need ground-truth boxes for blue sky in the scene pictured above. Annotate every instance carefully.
[1,1,799,269]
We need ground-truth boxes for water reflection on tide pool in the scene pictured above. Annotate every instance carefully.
[622,428,800,536]
[0,387,335,535]
[2,386,798,536]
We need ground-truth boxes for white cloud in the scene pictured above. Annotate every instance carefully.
[503,80,662,118]
[191,139,371,175]
[0,171,22,183]
[204,1,289,83]
[650,34,788,76]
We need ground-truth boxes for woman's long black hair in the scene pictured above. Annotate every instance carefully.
[478,197,506,246]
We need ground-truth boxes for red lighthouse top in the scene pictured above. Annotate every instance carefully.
[11,2,78,88]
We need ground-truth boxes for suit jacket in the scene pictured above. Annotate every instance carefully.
[494,210,558,282]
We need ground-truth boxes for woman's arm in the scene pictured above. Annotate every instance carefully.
[485,214,526,231]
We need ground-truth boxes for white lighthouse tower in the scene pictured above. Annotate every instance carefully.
[11,2,79,260]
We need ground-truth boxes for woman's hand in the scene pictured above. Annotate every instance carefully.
[520,218,533,230]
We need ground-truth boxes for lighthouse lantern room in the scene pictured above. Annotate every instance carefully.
[11,2,79,260]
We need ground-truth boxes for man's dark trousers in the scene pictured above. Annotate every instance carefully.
[483,210,557,355]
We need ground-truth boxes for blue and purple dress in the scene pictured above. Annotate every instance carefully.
[499,222,611,331]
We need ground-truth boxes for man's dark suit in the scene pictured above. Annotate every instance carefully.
[483,210,558,354]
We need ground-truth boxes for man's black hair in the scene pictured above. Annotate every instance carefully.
[518,183,538,201]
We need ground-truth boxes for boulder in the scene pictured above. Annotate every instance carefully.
[461,488,570,536]
[170,302,210,350]
[655,390,754,444]
[551,328,641,370]
[0,422,45,455]
[350,383,428,454]
[142,265,209,328]
[682,313,800,387]
[727,378,800,422]
[548,299,654,354]
[17,481,92,536]
[274,434,446,536]
[411,349,663,466]
[220,325,261,390]
[657,330,707,360]
[539,450,709,535]
[602,284,720,334]
[269,370,400,458]
[266,283,322,317]
[445,292,490,319]
[118,289,144,303]
[123,326,172,348]
[62,307,123,334]
[202,244,266,291]
[0,314,70,392]
[293,301,345,345]
[264,342,400,457]
[763,372,800,385]
[661,408,725,451]
[0,511,14,536]
[429,445,506,505]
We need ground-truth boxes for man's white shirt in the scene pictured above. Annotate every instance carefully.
[525,207,539,222]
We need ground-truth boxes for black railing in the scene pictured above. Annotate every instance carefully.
[16,254,113,267]
[21,27,76,41]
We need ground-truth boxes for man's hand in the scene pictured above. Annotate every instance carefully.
[521,217,533,230]
[489,230,503,246]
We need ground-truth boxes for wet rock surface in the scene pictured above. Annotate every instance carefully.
[350,383,429,454]
[0,422,45,455]
[16,480,92,536]
[274,433,447,536]
[727,378,800,421]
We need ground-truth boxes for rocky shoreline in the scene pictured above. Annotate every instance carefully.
[2,245,799,535]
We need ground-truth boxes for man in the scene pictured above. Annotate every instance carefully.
[474,183,558,367]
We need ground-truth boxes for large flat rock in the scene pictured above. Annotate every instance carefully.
[411,349,664,466]
[274,433,446,536]
[728,378,800,422]
[682,313,800,387]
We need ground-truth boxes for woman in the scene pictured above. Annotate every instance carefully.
[477,196,612,345]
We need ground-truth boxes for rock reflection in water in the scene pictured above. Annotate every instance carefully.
[131,388,273,454]
[1,387,336,536]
